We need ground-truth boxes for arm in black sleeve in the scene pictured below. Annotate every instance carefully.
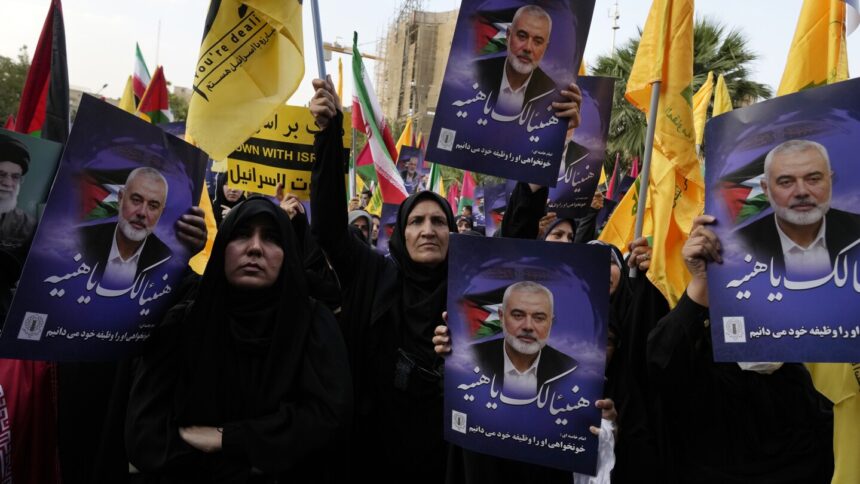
[500,182,549,239]
[310,111,369,285]
[646,292,711,388]
[573,207,598,243]
[219,304,353,474]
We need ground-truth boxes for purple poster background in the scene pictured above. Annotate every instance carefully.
[548,76,614,219]
[482,181,515,236]
[374,203,399,254]
[444,234,608,473]
[427,0,595,186]
[0,96,207,361]
[705,77,860,362]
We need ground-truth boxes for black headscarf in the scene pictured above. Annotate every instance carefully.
[212,172,246,226]
[174,197,313,425]
[387,190,456,365]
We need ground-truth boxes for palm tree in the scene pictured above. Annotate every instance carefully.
[591,17,772,165]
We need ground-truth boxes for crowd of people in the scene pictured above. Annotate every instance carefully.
[0,74,840,484]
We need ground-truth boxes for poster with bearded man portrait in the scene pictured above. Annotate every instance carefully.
[427,0,595,186]
[0,96,207,361]
[444,234,608,474]
[705,77,860,363]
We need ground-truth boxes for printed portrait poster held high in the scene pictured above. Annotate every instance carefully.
[444,234,608,474]
[705,77,860,363]
[427,0,596,186]
[0,96,207,361]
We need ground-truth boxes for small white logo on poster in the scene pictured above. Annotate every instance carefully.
[452,410,467,434]
[438,128,456,151]
[723,316,746,343]
[18,312,48,341]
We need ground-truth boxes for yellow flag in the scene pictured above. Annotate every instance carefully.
[578,59,587,76]
[712,74,733,116]
[598,164,607,185]
[187,0,304,161]
[365,183,383,216]
[337,57,344,100]
[395,117,413,157]
[188,181,219,275]
[118,75,137,114]
[777,0,849,95]
[601,0,702,307]
[692,71,714,145]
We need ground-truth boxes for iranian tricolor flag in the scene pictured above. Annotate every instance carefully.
[133,42,152,102]
[352,33,408,204]
[458,170,476,214]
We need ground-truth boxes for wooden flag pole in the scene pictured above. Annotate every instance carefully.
[630,80,661,277]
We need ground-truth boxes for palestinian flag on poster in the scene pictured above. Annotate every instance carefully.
[473,7,518,55]
[133,42,152,102]
[716,152,769,225]
[14,0,69,144]
[136,66,173,125]
[459,285,508,339]
[352,32,408,204]
[79,168,133,221]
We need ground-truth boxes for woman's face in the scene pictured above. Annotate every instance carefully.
[404,199,450,267]
[545,221,574,243]
[222,183,244,203]
[224,213,284,289]
[610,262,621,295]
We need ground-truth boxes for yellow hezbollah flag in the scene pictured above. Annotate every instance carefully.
[712,73,733,116]
[188,183,218,275]
[187,0,304,161]
[777,0,849,95]
[365,183,383,216]
[578,59,587,76]
[780,3,856,481]
[118,75,137,114]
[337,57,344,100]
[395,117,413,157]
[691,71,714,146]
[598,164,607,185]
[600,0,703,307]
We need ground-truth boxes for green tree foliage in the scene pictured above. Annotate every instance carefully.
[0,46,30,121]
[168,92,188,122]
[591,17,772,171]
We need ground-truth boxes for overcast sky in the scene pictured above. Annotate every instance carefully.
[2,0,859,106]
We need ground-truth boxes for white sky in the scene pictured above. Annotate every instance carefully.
[2,0,859,106]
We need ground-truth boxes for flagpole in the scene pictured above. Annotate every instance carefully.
[309,0,327,78]
[350,128,357,198]
[630,81,661,277]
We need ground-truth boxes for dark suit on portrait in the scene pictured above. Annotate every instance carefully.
[78,222,173,283]
[473,56,557,115]
[734,208,860,272]
[470,337,578,393]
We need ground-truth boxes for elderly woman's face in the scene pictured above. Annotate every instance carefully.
[404,199,450,267]
[224,213,284,289]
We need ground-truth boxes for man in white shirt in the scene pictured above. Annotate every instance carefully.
[736,139,860,278]
[79,167,173,290]
[470,280,578,398]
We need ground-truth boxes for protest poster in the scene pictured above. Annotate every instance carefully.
[226,105,352,199]
[482,181,514,237]
[0,95,207,361]
[374,203,399,254]
[397,146,426,194]
[0,129,62,220]
[547,76,614,219]
[705,77,860,362]
[427,0,596,186]
[444,234,608,473]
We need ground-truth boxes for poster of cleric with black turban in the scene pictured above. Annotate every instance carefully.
[547,76,615,219]
[705,77,860,363]
[427,0,596,186]
[0,95,207,361]
[444,234,608,474]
